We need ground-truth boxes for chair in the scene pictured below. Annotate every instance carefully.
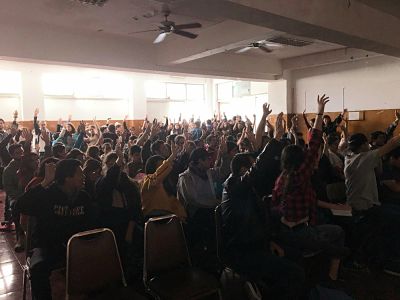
[22,215,34,300]
[66,228,144,300]
[214,205,262,300]
[144,215,221,300]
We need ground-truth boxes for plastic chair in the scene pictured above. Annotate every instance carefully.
[66,228,143,300]
[144,215,221,300]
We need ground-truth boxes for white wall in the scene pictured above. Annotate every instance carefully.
[291,56,400,113]
[268,79,288,114]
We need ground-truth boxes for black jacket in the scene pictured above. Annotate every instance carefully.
[221,139,282,257]
[16,184,95,250]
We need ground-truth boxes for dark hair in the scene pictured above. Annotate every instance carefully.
[151,140,165,155]
[327,133,340,146]
[145,155,164,174]
[323,115,331,120]
[18,152,39,181]
[230,153,253,176]
[104,152,118,165]
[130,145,141,156]
[281,145,305,195]
[67,123,76,134]
[0,118,4,123]
[189,148,209,164]
[103,138,113,145]
[52,143,65,157]
[227,141,239,154]
[206,134,216,144]
[8,143,22,156]
[175,135,185,145]
[370,131,386,141]
[388,147,400,159]
[348,133,368,152]
[86,145,100,160]
[66,149,85,160]
[108,124,116,133]
[54,159,81,185]
[83,158,101,178]
[38,157,60,178]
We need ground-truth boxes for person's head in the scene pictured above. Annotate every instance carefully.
[54,159,84,192]
[239,138,251,153]
[102,143,112,155]
[327,134,340,151]
[195,121,201,128]
[0,118,4,131]
[348,133,369,153]
[66,149,85,163]
[115,123,123,134]
[39,120,47,131]
[19,152,39,178]
[370,131,386,147]
[9,144,24,160]
[83,158,102,184]
[323,115,331,126]
[388,147,400,169]
[227,141,239,157]
[103,152,118,173]
[185,141,196,156]
[175,135,185,151]
[66,123,75,133]
[151,140,170,158]
[108,124,116,133]
[206,134,217,149]
[189,148,211,171]
[38,157,59,178]
[145,155,164,175]
[86,145,100,160]
[230,152,256,176]
[52,143,66,159]
[281,145,305,172]
[129,145,142,164]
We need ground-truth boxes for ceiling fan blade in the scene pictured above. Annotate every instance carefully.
[173,29,198,39]
[235,47,253,54]
[153,32,167,44]
[128,29,159,35]
[173,23,202,30]
[259,45,272,53]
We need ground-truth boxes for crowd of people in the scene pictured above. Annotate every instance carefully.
[1,95,400,299]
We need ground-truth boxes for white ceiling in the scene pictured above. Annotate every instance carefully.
[2,0,344,57]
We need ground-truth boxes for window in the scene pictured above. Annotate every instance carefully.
[0,71,21,94]
[166,83,186,100]
[187,84,204,101]
[145,81,167,99]
[217,81,233,101]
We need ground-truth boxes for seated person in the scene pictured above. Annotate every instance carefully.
[16,159,96,300]
[272,95,349,284]
[222,131,305,298]
[380,147,400,205]
[141,142,187,221]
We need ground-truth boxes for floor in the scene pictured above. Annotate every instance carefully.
[1,190,400,300]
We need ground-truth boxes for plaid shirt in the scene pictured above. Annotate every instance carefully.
[272,128,322,225]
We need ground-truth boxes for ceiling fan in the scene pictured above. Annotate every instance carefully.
[129,6,202,44]
[235,41,283,54]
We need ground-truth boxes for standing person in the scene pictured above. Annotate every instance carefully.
[33,108,53,157]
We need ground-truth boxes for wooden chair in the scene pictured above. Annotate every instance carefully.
[66,228,144,300]
[144,215,221,300]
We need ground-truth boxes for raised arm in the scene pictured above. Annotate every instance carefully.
[33,108,41,136]
[302,109,312,130]
[255,103,272,151]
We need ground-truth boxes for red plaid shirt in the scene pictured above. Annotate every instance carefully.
[272,129,322,225]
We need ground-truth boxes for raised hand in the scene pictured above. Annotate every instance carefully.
[263,103,272,117]
[42,163,56,187]
[274,112,285,140]
[34,108,39,117]
[317,94,330,114]
[41,131,50,146]
[21,128,33,143]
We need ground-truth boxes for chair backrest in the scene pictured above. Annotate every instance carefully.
[143,215,190,285]
[214,205,225,264]
[66,228,126,297]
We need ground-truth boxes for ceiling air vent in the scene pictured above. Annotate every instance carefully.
[74,0,109,6]
[266,36,313,47]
